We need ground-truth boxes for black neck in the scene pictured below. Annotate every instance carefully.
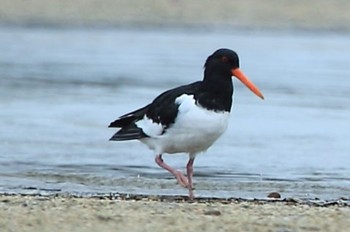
[196,64,234,112]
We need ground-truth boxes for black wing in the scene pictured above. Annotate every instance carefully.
[145,81,201,128]
[108,104,150,141]
[109,81,201,141]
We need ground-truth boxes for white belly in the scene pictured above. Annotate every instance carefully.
[140,94,230,155]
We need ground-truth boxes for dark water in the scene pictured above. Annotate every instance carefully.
[0,27,349,200]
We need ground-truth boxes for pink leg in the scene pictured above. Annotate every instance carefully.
[186,158,195,199]
[155,155,189,188]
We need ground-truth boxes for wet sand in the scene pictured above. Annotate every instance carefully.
[1,0,350,31]
[1,194,349,232]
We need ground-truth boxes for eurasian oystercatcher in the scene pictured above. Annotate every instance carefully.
[109,48,264,199]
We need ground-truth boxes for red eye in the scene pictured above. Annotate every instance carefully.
[221,56,228,62]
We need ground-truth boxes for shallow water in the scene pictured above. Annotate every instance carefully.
[0,27,349,200]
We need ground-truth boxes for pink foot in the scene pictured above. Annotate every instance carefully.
[155,155,189,188]
[174,171,189,188]
[188,189,194,200]
[155,154,196,199]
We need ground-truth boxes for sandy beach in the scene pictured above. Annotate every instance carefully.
[1,0,350,31]
[0,194,349,232]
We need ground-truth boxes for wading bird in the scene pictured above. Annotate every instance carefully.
[109,48,264,199]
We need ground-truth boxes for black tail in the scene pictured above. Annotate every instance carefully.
[109,105,150,141]
[109,124,147,141]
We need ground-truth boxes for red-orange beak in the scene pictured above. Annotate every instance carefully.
[231,68,264,100]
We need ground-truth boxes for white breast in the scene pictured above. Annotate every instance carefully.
[140,94,230,155]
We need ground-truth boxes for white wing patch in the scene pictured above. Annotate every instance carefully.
[135,115,164,137]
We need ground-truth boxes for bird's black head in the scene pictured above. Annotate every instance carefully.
[204,48,240,74]
[203,48,264,100]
